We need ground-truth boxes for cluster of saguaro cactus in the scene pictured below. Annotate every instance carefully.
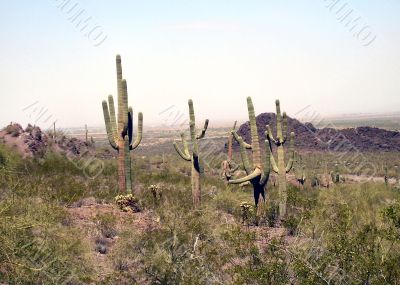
[228,97,271,209]
[173,99,209,208]
[221,121,239,181]
[294,151,306,186]
[266,100,295,219]
[102,55,143,193]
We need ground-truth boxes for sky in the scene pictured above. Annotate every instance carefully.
[0,0,399,129]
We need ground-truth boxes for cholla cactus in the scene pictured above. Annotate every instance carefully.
[266,100,295,219]
[173,99,209,208]
[294,151,306,186]
[115,194,140,212]
[240,201,254,224]
[229,97,271,209]
[149,184,162,203]
[221,121,240,181]
[102,55,143,193]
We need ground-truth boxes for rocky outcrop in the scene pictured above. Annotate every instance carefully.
[235,113,400,152]
[0,123,93,158]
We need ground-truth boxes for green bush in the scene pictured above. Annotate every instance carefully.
[0,197,93,284]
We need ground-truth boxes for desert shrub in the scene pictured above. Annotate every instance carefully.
[0,197,93,284]
[224,226,289,284]
[94,213,118,238]
[212,188,248,218]
[0,150,6,167]
[291,183,400,284]
[22,152,82,177]
[283,215,300,236]
[265,203,279,227]
[108,207,229,284]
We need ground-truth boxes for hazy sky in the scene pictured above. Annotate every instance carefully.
[0,0,399,129]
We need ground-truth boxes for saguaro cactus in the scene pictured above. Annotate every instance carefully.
[102,55,143,193]
[228,97,271,208]
[266,100,295,219]
[384,164,389,186]
[221,121,239,181]
[332,163,341,184]
[173,99,209,208]
[85,124,89,144]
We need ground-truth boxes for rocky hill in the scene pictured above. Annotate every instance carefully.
[0,123,93,158]
[236,113,400,152]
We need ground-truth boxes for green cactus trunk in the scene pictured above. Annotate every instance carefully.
[277,146,287,214]
[191,158,201,208]
[173,99,209,208]
[266,100,295,220]
[228,97,271,211]
[102,55,143,193]
[85,124,88,143]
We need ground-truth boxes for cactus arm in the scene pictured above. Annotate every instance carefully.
[228,168,262,184]
[266,125,278,146]
[102,100,118,150]
[285,132,295,173]
[232,121,237,131]
[128,107,133,145]
[267,136,279,173]
[227,121,237,160]
[121,79,129,130]
[173,132,191,161]
[130,112,143,150]
[188,99,200,157]
[270,154,279,173]
[231,162,240,172]
[247,97,261,168]
[232,131,252,149]
[232,130,252,174]
[196,119,209,139]
[108,95,118,143]
[275,100,283,143]
[260,134,272,185]
[282,112,288,144]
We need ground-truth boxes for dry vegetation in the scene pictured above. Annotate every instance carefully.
[0,129,400,284]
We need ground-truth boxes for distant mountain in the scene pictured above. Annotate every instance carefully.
[235,113,400,152]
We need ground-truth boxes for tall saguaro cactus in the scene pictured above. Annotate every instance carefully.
[173,99,209,208]
[266,100,295,219]
[228,97,271,208]
[102,55,143,193]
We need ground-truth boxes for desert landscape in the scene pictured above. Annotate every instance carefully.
[1,1,400,285]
